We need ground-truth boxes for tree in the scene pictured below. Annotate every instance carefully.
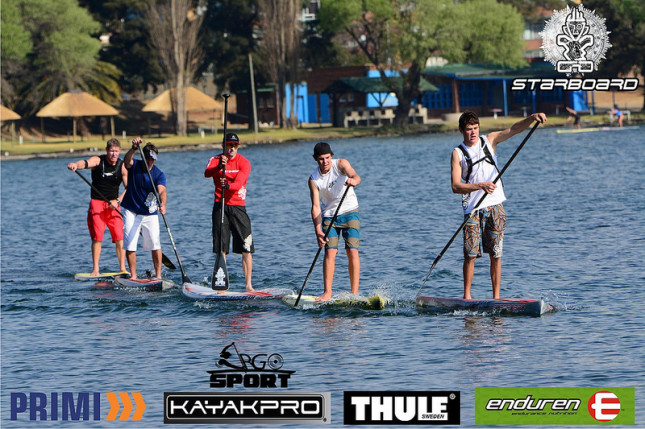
[257,0,302,128]
[1,0,120,114]
[583,0,645,109]
[79,0,166,94]
[320,0,526,127]
[142,0,206,136]
[1,0,33,104]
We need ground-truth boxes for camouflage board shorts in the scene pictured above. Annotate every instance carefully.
[463,203,505,258]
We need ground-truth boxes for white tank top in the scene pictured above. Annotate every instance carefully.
[310,159,359,217]
[455,135,506,214]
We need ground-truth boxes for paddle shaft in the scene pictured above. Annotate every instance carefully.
[135,144,191,284]
[212,94,231,290]
[294,185,352,307]
[74,169,177,270]
[417,121,541,296]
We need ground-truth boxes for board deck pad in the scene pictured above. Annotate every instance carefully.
[416,296,551,316]
[282,294,386,310]
[113,275,168,291]
[74,272,129,281]
[182,283,291,300]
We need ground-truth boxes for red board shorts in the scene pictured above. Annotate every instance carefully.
[87,199,123,242]
[463,203,505,259]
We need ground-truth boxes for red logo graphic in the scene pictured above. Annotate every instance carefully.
[588,391,620,421]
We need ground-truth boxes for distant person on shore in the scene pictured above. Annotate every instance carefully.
[204,133,255,292]
[308,142,361,301]
[67,138,128,276]
[565,106,581,129]
[121,138,166,279]
[612,104,623,127]
[451,111,547,300]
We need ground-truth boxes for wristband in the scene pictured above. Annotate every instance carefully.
[83,160,88,169]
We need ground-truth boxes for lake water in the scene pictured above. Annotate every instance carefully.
[1,126,643,428]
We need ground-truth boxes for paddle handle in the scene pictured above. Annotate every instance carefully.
[417,121,540,297]
[294,185,352,306]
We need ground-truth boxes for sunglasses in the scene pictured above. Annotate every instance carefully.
[226,143,239,148]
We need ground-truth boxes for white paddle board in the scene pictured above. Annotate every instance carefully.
[182,282,291,300]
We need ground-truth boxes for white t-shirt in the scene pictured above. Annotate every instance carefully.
[455,135,506,214]
[310,159,359,217]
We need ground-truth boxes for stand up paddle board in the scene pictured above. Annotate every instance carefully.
[416,296,551,316]
[282,294,386,310]
[113,275,170,291]
[74,272,129,281]
[182,282,291,300]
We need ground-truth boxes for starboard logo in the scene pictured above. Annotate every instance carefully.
[208,342,295,388]
[344,391,460,425]
[511,5,638,91]
[541,5,610,76]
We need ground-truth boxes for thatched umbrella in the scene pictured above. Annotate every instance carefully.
[36,91,119,142]
[1,105,21,143]
[142,86,224,135]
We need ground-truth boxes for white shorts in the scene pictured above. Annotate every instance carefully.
[123,208,161,252]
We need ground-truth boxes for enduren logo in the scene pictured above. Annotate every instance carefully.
[475,387,634,425]
[588,391,621,422]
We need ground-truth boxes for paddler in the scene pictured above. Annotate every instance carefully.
[121,138,167,280]
[308,142,361,301]
[451,111,547,300]
[204,133,255,292]
[67,138,128,276]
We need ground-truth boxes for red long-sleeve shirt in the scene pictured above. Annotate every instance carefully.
[204,154,250,206]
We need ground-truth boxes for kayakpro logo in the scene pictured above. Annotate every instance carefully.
[164,392,330,424]
[208,342,295,388]
[511,5,638,91]
[344,391,460,425]
[475,387,635,425]
[10,392,145,421]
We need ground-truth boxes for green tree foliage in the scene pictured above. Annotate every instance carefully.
[320,0,527,127]
[1,0,33,104]
[498,0,565,18]
[2,0,121,114]
[583,0,645,108]
[198,0,261,95]
[79,0,166,93]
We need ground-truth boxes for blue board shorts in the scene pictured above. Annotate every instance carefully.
[463,203,505,258]
[322,209,360,250]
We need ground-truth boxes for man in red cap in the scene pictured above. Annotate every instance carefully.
[205,133,254,291]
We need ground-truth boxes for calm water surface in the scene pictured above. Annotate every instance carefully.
[2,127,644,428]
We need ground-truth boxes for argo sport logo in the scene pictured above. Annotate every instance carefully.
[208,342,295,388]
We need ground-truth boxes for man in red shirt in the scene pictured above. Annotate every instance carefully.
[204,133,254,291]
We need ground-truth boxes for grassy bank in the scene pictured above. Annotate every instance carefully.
[1,112,641,159]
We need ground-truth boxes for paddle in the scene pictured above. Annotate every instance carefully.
[73,169,177,270]
[211,94,231,291]
[294,185,351,307]
[134,143,192,284]
[416,120,541,298]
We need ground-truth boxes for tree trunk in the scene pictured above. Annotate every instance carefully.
[391,64,421,129]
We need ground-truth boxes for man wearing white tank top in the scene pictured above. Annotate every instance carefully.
[309,142,361,301]
[451,111,546,300]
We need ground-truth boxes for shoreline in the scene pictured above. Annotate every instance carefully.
[1,116,638,161]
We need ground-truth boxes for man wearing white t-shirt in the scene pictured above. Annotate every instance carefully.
[309,142,361,301]
[451,111,546,300]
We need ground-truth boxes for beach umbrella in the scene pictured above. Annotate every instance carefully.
[142,86,222,113]
[36,91,119,142]
[1,105,21,143]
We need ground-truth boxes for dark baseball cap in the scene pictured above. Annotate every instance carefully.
[313,142,333,158]
[225,133,240,144]
[143,143,158,160]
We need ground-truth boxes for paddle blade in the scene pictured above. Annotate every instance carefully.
[162,253,176,270]
[211,253,229,290]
